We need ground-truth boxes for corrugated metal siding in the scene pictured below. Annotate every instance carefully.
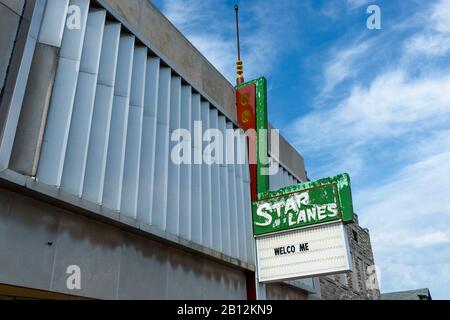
[269,159,303,190]
[32,1,255,264]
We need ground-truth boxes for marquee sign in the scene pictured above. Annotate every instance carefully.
[236,77,355,286]
[256,221,352,283]
[252,173,354,236]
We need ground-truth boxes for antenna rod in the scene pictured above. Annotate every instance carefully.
[235,4,244,85]
[235,4,241,61]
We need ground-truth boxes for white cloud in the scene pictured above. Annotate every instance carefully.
[358,148,450,297]
[430,0,450,33]
[359,150,450,230]
[321,40,373,94]
[321,0,371,18]
[404,0,450,56]
[291,1,450,170]
[346,0,371,11]
[292,71,450,154]
[162,0,212,32]
[414,232,450,248]
[405,34,450,56]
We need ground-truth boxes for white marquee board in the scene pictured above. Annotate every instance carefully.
[256,222,352,283]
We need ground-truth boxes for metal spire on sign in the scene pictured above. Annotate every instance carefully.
[235,3,244,85]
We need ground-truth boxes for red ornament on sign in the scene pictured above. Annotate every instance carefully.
[236,84,256,131]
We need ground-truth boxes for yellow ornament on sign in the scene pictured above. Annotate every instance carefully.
[241,110,251,124]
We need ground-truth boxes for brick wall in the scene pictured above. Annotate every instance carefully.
[319,218,381,300]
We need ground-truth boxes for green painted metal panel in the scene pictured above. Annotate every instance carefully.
[252,173,355,236]
[236,77,270,195]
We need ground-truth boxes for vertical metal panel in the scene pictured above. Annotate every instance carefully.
[61,9,106,197]
[290,174,297,186]
[121,46,147,218]
[0,0,45,171]
[191,93,202,244]
[209,108,222,252]
[137,57,159,224]
[59,0,90,60]
[151,67,171,228]
[269,158,279,191]
[282,170,289,188]
[281,170,287,188]
[82,24,121,204]
[287,174,293,186]
[276,167,283,189]
[270,160,285,191]
[279,168,285,188]
[38,0,70,47]
[269,159,277,191]
[102,34,134,211]
[79,9,104,73]
[273,169,282,190]
[286,171,291,187]
[278,170,284,188]
[178,85,192,240]
[166,76,181,235]
[218,115,231,257]
[226,122,239,259]
[200,101,212,249]
[128,48,147,109]
[0,3,20,92]
[273,168,279,190]
[235,130,247,262]
[288,173,293,186]
[37,0,89,186]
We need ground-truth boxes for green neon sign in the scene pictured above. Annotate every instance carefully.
[252,173,355,236]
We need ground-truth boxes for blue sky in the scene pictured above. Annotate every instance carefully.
[150,0,450,299]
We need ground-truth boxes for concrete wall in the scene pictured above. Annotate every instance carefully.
[0,186,247,300]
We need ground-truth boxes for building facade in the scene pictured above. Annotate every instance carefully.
[319,216,381,300]
[0,0,377,300]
